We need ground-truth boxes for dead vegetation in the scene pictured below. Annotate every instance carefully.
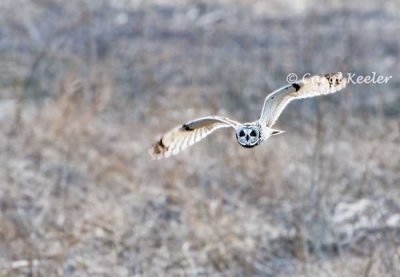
[0,0,399,275]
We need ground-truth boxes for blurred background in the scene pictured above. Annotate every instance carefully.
[0,0,399,275]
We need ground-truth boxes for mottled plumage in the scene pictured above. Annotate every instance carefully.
[149,72,347,159]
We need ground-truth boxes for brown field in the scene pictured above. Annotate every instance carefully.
[0,0,399,275]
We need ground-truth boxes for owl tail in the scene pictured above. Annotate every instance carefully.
[271,129,285,136]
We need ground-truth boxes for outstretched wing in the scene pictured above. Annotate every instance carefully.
[259,72,347,127]
[149,116,240,160]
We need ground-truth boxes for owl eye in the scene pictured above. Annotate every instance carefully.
[250,130,257,137]
[239,130,245,137]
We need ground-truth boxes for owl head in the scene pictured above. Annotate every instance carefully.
[235,125,260,148]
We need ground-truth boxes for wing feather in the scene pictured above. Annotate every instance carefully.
[149,116,239,159]
[259,72,347,127]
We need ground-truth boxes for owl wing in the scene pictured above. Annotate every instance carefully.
[149,116,240,160]
[259,72,347,127]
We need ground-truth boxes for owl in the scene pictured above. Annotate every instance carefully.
[149,72,347,159]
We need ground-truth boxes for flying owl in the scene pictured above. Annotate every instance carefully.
[149,72,347,159]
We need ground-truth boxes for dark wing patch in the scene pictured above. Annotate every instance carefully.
[152,138,168,156]
[182,124,194,131]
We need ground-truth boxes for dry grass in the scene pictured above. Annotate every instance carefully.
[0,0,399,275]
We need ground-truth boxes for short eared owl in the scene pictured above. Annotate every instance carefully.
[150,72,347,159]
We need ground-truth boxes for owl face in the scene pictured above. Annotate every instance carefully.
[236,125,260,148]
